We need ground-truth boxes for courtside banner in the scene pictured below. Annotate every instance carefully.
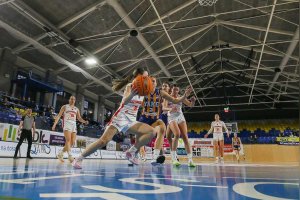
[0,123,19,142]
[106,141,117,151]
[0,141,111,159]
[116,151,126,159]
[149,138,170,148]
[189,138,214,157]
[85,149,102,159]
[0,123,98,148]
[276,137,299,145]
[101,150,117,159]
[224,144,233,153]
[28,144,56,158]
[0,141,17,157]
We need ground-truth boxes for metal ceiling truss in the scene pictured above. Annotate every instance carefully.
[0,0,298,107]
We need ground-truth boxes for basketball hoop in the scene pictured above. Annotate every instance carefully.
[198,0,218,6]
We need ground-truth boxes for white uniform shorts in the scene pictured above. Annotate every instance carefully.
[109,112,138,133]
[213,133,224,141]
[63,121,77,133]
[168,113,186,124]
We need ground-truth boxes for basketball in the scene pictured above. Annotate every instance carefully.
[132,75,154,96]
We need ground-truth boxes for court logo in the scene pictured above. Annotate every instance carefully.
[31,144,51,155]
[33,130,49,144]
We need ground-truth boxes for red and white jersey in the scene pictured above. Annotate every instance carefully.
[211,120,226,134]
[118,95,144,120]
[168,101,183,117]
[63,104,78,122]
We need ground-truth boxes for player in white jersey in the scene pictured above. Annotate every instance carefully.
[72,69,178,169]
[205,114,229,164]
[52,96,88,162]
[164,86,196,167]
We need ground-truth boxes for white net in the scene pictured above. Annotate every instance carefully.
[198,0,218,6]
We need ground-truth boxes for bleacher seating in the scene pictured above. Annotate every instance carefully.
[187,119,299,144]
[0,93,105,138]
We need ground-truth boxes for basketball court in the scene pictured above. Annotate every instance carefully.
[0,0,299,199]
[0,158,298,200]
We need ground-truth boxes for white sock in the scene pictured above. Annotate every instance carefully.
[153,149,160,159]
[128,146,138,154]
[220,157,224,160]
[171,151,177,160]
[187,153,193,162]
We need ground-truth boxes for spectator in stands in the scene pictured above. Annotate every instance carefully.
[39,111,48,124]
[48,108,56,127]
[13,108,35,159]
[253,134,258,143]
[248,135,255,144]
[278,132,284,137]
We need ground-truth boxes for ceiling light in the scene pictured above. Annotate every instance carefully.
[85,58,97,65]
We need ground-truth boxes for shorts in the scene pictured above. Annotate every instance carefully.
[63,121,77,133]
[168,113,185,124]
[109,112,138,134]
[159,113,168,126]
[213,133,224,141]
[138,115,158,126]
[233,145,240,150]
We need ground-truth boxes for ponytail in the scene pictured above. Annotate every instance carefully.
[112,68,144,92]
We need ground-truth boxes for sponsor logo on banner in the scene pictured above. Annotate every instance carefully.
[149,138,170,148]
[55,146,82,158]
[120,143,130,151]
[224,144,233,153]
[116,151,126,159]
[191,139,213,146]
[190,138,214,157]
[86,150,102,159]
[192,147,201,157]
[49,135,65,146]
[30,144,56,158]
[0,123,18,142]
[0,141,17,157]
[101,150,116,159]
[70,148,82,157]
[276,137,299,145]
[177,148,187,155]
[106,141,116,151]
[33,130,50,144]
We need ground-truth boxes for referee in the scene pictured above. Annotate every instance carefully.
[13,108,36,159]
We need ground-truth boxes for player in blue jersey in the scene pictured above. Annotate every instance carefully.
[139,77,191,165]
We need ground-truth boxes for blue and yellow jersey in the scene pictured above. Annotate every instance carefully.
[141,88,162,118]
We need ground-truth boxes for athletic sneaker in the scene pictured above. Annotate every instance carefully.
[150,159,159,165]
[188,160,196,167]
[220,158,224,164]
[150,155,165,166]
[57,152,64,162]
[215,158,219,164]
[126,151,139,165]
[68,155,74,163]
[172,160,181,166]
[72,158,82,169]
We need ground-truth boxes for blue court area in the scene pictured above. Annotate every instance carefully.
[0,158,298,200]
